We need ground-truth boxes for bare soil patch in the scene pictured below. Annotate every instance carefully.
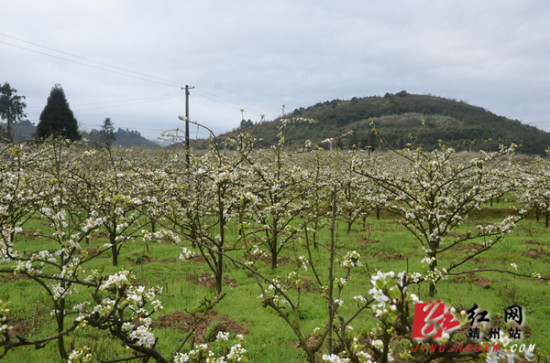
[521,248,550,259]
[298,279,320,293]
[186,272,237,289]
[91,232,109,239]
[474,258,485,265]
[189,254,207,263]
[155,310,250,343]
[358,236,381,244]
[2,273,31,282]
[86,248,99,257]
[8,319,30,339]
[452,273,495,289]
[521,239,545,246]
[449,243,484,253]
[372,250,404,261]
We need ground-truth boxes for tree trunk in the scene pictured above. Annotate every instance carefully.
[150,217,156,233]
[7,117,13,142]
[270,219,279,269]
[271,245,278,270]
[429,257,437,297]
[215,188,225,293]
[327,186,337,354]
[56,298,68,359]
[215,257,223,294]
[429,282,436,297]
[111,233,118,266]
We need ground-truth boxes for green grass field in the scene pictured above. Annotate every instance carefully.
[1,204,549,362]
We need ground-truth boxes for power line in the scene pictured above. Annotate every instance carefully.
[194,88,265,118]
[26,92,182,110]
[1,32,272,130]
[73,93,182,111]
[0,34,183,88]
[1,33,269,117]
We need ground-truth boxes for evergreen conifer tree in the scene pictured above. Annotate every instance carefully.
[99,117,116,148]
[35,84,81,141]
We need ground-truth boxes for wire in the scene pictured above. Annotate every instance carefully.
[26,92,182,110]
[73,93,182,111]
[0,35,183,88]
[1,32,272,126]
[194,88,265,117]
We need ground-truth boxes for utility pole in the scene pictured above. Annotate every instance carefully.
[183,85,194,167]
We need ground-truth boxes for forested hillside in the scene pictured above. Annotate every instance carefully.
[240,92,550,154]
[1,121,157,148]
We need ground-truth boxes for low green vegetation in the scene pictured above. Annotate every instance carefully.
[2,205,549,362]
[1,132,549,362]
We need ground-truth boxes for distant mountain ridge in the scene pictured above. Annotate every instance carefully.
[242,91,550,154]
[1,121,158,148]
[87,128,158,148]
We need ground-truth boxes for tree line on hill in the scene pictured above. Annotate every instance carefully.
[242,91,550,155]
[0,82,156,147]
[5,83,549,154]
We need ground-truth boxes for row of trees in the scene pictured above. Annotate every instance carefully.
[1,124,548,361]
[1,82,115,144]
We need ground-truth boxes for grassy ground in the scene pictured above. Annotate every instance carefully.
[1,203,549,362]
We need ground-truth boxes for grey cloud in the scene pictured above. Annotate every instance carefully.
[2,0,550,139]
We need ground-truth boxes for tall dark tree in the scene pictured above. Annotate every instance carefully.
[35,84,81,141]
[240,119,253,128]
[0,82,27,141]
[99,117,116,148]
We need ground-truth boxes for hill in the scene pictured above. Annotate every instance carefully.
[239,91,550,154]
[86,128,158,148]
[1,121,158,148]
[0,120,36,140]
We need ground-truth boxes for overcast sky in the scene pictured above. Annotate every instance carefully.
[2,0,550,140]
